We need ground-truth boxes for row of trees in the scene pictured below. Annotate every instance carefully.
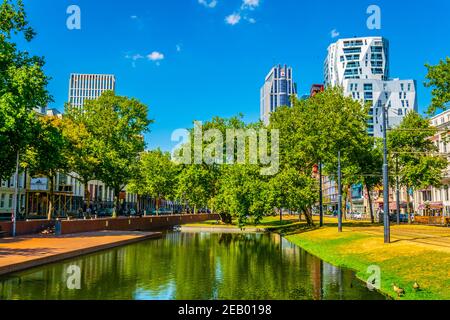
[2,0,449,225]
[0,1,152,219]
[127,77,450,226]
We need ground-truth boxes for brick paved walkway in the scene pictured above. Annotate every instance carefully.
[0,231,161,276]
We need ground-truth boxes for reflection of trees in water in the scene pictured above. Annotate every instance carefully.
[0,233,384,300]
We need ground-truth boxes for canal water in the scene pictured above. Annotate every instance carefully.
[0,232,384,300]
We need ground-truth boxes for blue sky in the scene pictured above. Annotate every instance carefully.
[19,0,450,151]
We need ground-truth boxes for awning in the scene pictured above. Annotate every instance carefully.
[419,202,444,210]
[427,202,444,210]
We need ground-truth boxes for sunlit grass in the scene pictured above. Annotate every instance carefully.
[286,222,450,300]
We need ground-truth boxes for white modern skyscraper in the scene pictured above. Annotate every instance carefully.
[324,36,417,138]
[260,65,297,125]
[324,36,389,86]
[342,78,418,137]
[68,73,116,110]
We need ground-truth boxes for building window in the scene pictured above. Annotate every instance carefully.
[0,194,4,208]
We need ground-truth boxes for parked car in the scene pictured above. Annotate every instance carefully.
[98,208,114,217]
[390,213,409,223]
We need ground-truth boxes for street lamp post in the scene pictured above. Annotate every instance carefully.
[396,155,401,225]
[319,161,324,227]
[382,105,391,244]
[338,151,343,233]
[12,150,19,237]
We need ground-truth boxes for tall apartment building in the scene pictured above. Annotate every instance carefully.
[343,78,418,137]
[324,36,417,138]
[68,73,116,110]
[260,65,297,125]
[324,37,390,86]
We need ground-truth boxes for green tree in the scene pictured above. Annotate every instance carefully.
[83,91,152,216]
[425,57,450,115]
[267,167,318,225]
[269,87,370,225]
[388,111,448,222]
[129,149,178,214]
[61,108,100,209]
[212,164,271,227]
[22,116,69,220]
[177,164,214,215]
[358,138,383,223]
[0,0,51,180]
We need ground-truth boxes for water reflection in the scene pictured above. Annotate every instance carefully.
[0,232,385,300]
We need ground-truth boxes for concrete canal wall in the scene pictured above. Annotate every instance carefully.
[0,214,219,237]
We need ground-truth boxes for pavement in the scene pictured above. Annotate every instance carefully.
[0,231,162,276]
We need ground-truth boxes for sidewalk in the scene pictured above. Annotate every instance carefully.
[0,231,161,276]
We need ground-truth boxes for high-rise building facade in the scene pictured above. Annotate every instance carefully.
[260,65,297,125]
[322,36,418,215]
[68,73,116,110]
[324,36,389,87]
[342,78,418,137]
[324,36,417,138]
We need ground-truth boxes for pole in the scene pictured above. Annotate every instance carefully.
[396,156,401,225]
[319,161,324,227]
[12,150,19,237]
[382,105,391,244]
[338,151,342,233]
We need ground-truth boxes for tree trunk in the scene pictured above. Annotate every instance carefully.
[304,207,315,227]
[113,188,121,218]
[367,185,375,224]
[280,208,283,222]
[84,181,90,212]
[47,176,55,220]
[219,212,232,224]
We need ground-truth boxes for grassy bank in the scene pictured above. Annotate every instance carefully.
[285,222,450,300]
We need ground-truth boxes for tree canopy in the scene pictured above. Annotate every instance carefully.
[425,57,450,115]
[0,0,51,180]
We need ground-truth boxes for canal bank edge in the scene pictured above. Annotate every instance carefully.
[284,225,450,301]
[0,231,162,276]
[283,233,392,300]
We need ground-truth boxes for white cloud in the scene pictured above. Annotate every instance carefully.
[176,44,182,52]
[225,13,241,25]
[198,0,217,8]
[132,54,144,61]
[147,51,165,61]
[130,15,138,19]
[331,29,340,38]
[241,0,260,10]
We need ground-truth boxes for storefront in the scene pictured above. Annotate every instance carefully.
[419,202,444,217]
[26,191,83,218]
